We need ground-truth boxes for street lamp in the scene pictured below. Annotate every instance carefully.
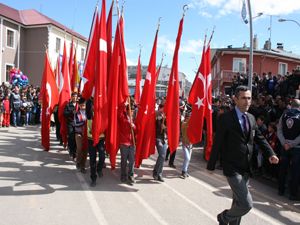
[247,0,253,93]
[278,18,300,28]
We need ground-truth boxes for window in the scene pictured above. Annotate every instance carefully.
[6,28,15,48]
[232,58,246,73]
[296,65,300,71]
[5,64,14,82]
[55,37,61,53]
[81,48,85,62]
[278,62,287,76]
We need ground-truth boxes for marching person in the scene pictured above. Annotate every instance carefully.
[86,98,106,187]
[64,92,78,159]
[180,112,192,179]
[153,104,167,182]
[277,99,300,200]
[74,98,87,174]
[118,101,136,184]
[207,85,279,225]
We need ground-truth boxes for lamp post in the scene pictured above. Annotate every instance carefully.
[247,0,253,93]
[278,18,300,28]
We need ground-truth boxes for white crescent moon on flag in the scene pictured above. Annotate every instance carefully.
[197,72,206,99]
[206,73,212,111]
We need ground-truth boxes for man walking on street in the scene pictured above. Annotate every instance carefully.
[207,85,279,225]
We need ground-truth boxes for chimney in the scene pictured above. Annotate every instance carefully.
[263,39,271,50]
[277,43,284,50]
[253,34,258,50]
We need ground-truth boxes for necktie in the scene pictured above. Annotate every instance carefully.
[242,114,249,136]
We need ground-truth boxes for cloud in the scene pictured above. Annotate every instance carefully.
[126,58,136,66]
[190,0,300,17]
[158,35,204,55]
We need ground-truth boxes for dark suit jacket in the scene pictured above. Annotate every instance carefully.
[207,109,275,176]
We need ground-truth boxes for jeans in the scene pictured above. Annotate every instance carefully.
[120,145,135,179]
[220,173,253,225]
[12,110,21,126]
[153,139,167,177]
[88,139,105,182]
[182,144,193,173]
[278,147,300,197]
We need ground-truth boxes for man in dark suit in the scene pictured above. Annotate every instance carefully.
[207,85,279,225]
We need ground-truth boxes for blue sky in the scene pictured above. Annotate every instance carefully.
[3,0,300,82]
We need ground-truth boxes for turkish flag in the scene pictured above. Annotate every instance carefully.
[106,0,113,76]
[93,0,108,146]
[134,53,142,104]
[135,30,158,168]
[81,7,99,99]
[41,52,59,151]
[187,42,207,144]
[58,41,71,146]
[118,16,129,104]
[164,18,184,153]
[69,38,75,91]
[204,45,213,160]
[106,18,121,169]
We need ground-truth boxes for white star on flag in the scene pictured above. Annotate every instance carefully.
[195,97,204,109]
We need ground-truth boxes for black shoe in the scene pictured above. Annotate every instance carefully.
[80,168,87,174]
[289,195,300,201]
[157,176,164,182]
[90,180,96,187]
[97,170,103,178]
[278,190,284,196]
[169,164,176,169]
[180,171,187,179]
[128,176,136,184]
[121,177,127,183]
[217,213,227,225]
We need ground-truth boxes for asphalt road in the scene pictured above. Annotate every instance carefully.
[0,126,299,225]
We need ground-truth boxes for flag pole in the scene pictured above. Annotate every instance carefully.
[127,96,136,147]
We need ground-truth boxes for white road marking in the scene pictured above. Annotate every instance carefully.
[76,172,108,225]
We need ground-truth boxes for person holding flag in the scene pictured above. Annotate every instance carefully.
[118,100,136,184]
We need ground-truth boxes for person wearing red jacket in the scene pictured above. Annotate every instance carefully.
[118,102,136,184]
[2,95,10,127]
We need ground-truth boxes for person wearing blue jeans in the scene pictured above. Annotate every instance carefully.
[181,112,192,178]
[153,104,167,182]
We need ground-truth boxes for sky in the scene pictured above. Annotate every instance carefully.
[3,0,300,82]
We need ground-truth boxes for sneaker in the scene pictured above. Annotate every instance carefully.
[157,176,164,182]
[169,164,176,169]
[90,180,96,187]
[128,176,136,184]
[80,168,87,174]
[180,171,187,179]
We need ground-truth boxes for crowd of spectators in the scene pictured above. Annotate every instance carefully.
[0,82,41,127]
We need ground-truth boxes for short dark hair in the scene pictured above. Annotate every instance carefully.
[234,85,250,98]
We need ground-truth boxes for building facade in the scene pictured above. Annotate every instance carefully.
[127,65,191,98]
[0,3,88,86]
[211,45,300,96]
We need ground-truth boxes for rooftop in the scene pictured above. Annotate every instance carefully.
[0,3,87,41]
